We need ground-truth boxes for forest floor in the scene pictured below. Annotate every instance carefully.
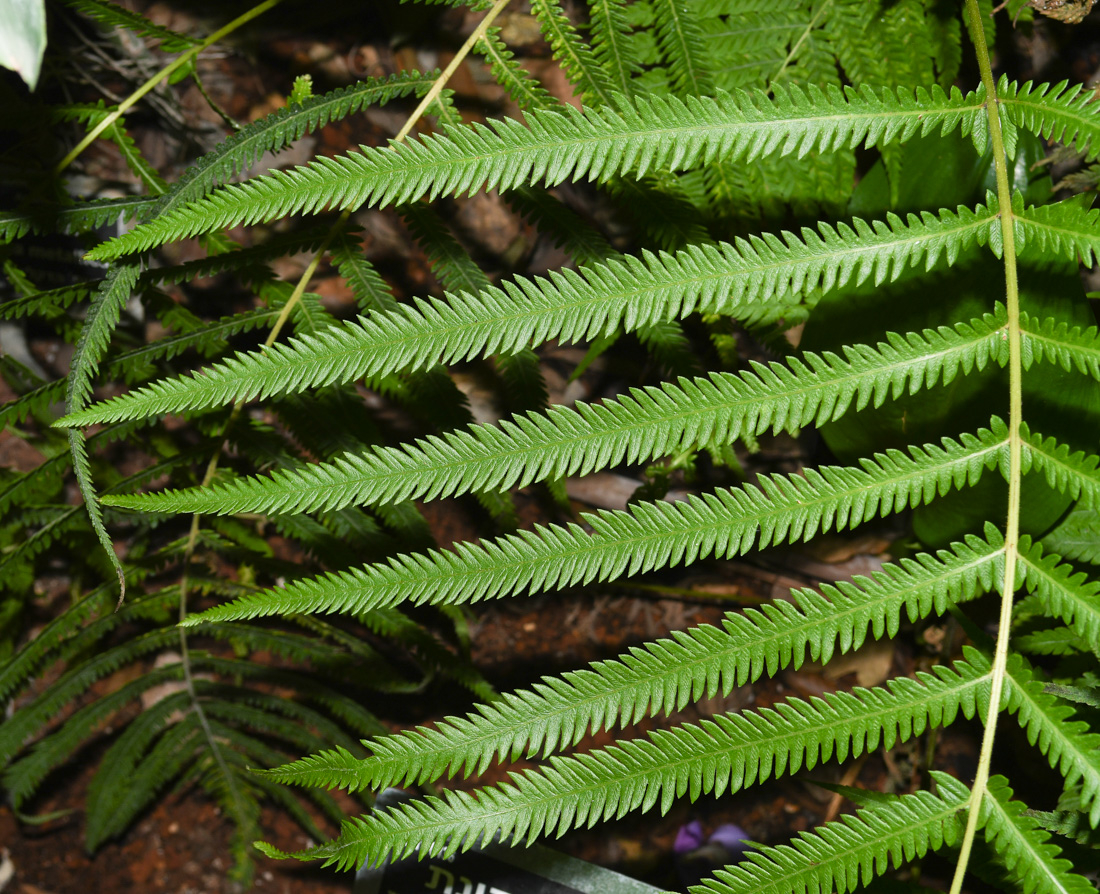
[4,0,1098,891]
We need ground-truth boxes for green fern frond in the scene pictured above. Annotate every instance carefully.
[1020,312,1100,383]
[1013,195,1100,267]
[262,720,975,872]
[105,306,1012,517]
[690,772,971,894]
[1041,495,1100,566]
[183,423,1009,624]
[150,74,438,218]
[2,647,188,802]
[64,202,999,428]
[63,0,199,51]
[586,0,641,96]
[0,195,152,241]
[650,0,715,96]
[329,230,399,315]
[1003,654,1100,825]
[83,691,199,848]
[87,83,989,259]
[981,775,1096,894]
[529,0,617,106]
[1018,537,1100,652]
[476,27,558,111]
[265,549,1001,788]
[1021,427,1100,504]
[1000,78,1100,162]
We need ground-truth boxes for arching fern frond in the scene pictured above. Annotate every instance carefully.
[87,82,988,259]
[184,423,1009,624]
[105,306,1012,517]
[64,202,999,427]
[261,537,1002,791]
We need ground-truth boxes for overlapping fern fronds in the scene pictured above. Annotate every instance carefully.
[7,0,1100,890]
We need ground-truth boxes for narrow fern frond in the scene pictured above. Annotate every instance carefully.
[0,195,152,241]
[981,775,1096,894]
[1018,537,1100,652]
[106,306,1012,517]
[689,772,971,894]
[266,541,1001,789]
[1021,427,1100,504]
[476,28,558,111]
[1020,312,1100,383]
[1014,195,1100,267]
[999,78,1100,162]
[183,423,1009,624]
[87,83,989,259]
[329,230,399,315]
[63,0,199,51]
[586,0,641,96]
[149,73,438,219]
[650,0,715,97]
[65,202,999,427]
[529,0,617,106]
[262,727,975,872]
[1003,654,1100,826]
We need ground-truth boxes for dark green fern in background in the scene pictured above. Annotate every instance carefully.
[4,0,1100,890]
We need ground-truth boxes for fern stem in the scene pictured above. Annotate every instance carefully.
[56,0,282,175]
[394,0,513,143]
[950,3,1023,892]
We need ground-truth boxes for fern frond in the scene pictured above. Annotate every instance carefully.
[0,195,152,241]
[650,0,715,96]
[83,692,199,848]
[689,772,970,894]
[65,202,999,427]
[2,647,187,802]
[1003,654,1100,825]
[106,306,1012,517]
[476,27,558,111]
[586,0,641,96]
[1020,312,1100,383]
[981,775,1096,894]
[1014,195,1100,267]
[63,0,199,51]
[183,424,1009,624]
[999,78,1100,162]
[529,0,617,106]
[265,540,1001,790]
[262,718,976,872]
[87,83,989,259]
[1018,537,1100,652]
[1041,496,1100,565]
[1021,427,1100,504]
[149,74,438,219]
